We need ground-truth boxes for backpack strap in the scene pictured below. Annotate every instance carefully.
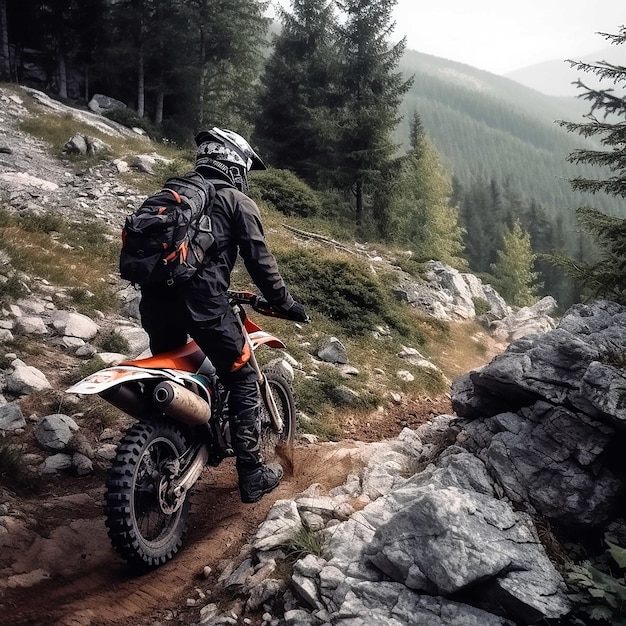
[162,171,215,213]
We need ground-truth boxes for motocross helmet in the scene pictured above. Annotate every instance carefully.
[194,127,266,194]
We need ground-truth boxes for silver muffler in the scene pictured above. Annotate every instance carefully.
[153,381,211,426]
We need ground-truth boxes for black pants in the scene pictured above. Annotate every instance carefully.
[139,286,262,472]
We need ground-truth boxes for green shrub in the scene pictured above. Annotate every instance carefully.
[250,169,322,217]
[103,108,159,138]
[275,249,411,338]
[282,527,326,563]
[0,274,27,306]
[97,330,129,354]
[565,534,626,625]
[0,442,29,491]
[472,297,491,316]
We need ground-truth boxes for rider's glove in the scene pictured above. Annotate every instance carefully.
[284,300,310,323]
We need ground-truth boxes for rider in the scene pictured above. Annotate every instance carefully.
[138,127,309,503]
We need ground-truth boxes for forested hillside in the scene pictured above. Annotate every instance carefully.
[0,0,623,310]
[397,49,622,219]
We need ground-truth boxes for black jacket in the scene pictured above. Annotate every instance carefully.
[182,180,294,323]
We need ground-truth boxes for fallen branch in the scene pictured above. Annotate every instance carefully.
[283,224,357,255]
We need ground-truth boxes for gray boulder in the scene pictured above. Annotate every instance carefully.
[34,414,80,452]
[460,402,622,526]
[0,402,26,431]
[452,300,626,528]
[6,359,51,394]
[453,300,626,421]
[87,93,127,114]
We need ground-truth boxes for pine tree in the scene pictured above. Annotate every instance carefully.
[459,178,508,273]
[188,0,269,135]
[489,220,540,307]
[388,115,466,267]
[555,26,626,304]
[334,0,413,227]
[255,0,339,184]
[0,0,10,81]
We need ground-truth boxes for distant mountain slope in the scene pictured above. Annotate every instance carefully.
[506,46,624,97]
[397,49,623,221]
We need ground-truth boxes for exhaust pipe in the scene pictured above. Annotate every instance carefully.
[153,381,211,426]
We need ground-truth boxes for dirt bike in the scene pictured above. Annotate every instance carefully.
[66,290,298,570]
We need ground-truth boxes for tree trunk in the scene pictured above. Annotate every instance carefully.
[58,50,67,99]
[155,89,164,125]
[0,0,10,81]
[355,178,363,227]
[198,24,206,126]
[137,48,145,117]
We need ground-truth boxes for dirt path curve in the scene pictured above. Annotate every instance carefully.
[0,443,365,626]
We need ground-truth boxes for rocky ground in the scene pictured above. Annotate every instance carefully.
[0,87,619,626]
[0,85,482,625]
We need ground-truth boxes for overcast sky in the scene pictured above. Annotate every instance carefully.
[393,0,625,74]
[267,1,625,75]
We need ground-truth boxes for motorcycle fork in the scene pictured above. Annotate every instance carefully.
[233,306,284,433]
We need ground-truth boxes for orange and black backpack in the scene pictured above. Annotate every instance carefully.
[119,171,216,287]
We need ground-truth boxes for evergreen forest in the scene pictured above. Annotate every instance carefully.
[1,0,624,310]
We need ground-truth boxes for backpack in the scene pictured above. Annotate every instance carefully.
[119,171,217,287]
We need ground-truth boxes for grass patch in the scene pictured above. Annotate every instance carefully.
[283,527,327,563]
[0,441,32,492]
[122,155,195,196]
[0,208,120,314]
[64,355,108,386]
[294,367,347,419]
[472,296,492,316]
[96,330,130,354]
[73,394,131,432]
[19,111,151,161]
[5,334,45,357]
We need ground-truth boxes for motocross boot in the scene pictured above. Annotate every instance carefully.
[230,405,283,504]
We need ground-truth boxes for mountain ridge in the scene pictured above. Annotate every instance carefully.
[505,44,624,97]
[397,47,623,226]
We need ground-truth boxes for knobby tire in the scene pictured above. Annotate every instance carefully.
[259,366,296,463]
[104,420,191,571]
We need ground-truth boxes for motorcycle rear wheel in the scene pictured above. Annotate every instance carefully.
[104,420,191,570]
[259,366,296,462]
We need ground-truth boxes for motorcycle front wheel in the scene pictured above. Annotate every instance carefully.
[259,366,296,463]
[104,420,191,571]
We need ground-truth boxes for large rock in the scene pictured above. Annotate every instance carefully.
[392,261,511,321]
[271,444,570,625]
[34,414,80,452]
[6,359,51,394]
[452,300,626,420]
[460,402,622,526]
[0,402,26,431]
[452,300,626,527]
[87,93,127,114]
[367,483,570,623]
[490,296,558,341]
[51,311,99,340]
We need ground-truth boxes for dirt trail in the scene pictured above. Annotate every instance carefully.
[0,443,366,626]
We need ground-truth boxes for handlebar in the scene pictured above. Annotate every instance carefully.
[227,290,291,320]
[227,290,311,323]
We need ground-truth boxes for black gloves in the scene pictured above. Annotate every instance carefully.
[285,300,310,323]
